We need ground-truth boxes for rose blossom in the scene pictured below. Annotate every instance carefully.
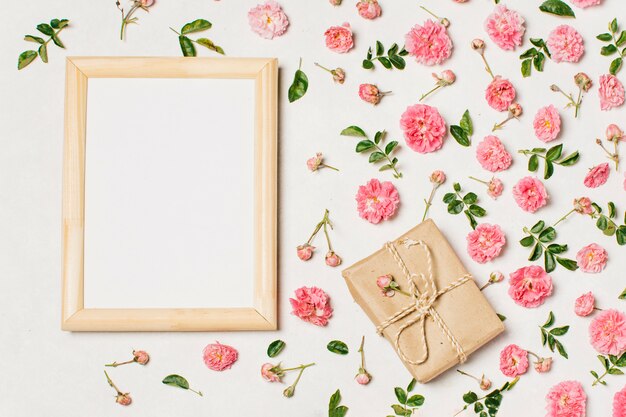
[133,350,149,365]
[405,20,453,65]
[533,105,561,142]
[574,292,595,317]
[116,393,132,406]
[247,1,289,40]
[430,170,446,185]
[570,0,602,7]
[599,74,625,111]
[329,0,342,5]
[574,197,593,214]
[399,104,447,153]
[589,309,626,355]
[513,177,548,213]
[290,286,333,326]
[296,244,314,261]
[203,342,239,371]
[471,38,485,50]
[576,243,608,273]
[307,153,323,171]
[547,25,584,63]
[376,274,396,297]
[324,23,354,53]
[485,76,517,112]
[325,251,342,267]
[359,84,388,105]
[484,5,525,51]
[614,385,626,417]
[488,177,504,198]
[466,223,506,264]
[508,265,553,308]
[499,344,529,377]
[355,369,371,385]
[356,0,381,20]
[575,72,593,91]
[140,0,154,6]
[584,163,610,188]
[607,124,625,142]
[546,381,587,417]
[355,179,400,224]
[261,363,281,382]
[476,135,512,172]
[535,357,553,373]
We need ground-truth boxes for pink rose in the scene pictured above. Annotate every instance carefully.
[400,104,447,153]
[324,23,354,53]
[485,76,516,112]
[358,83,387,105]
[573,197,593,214]
[499,344,529,377]
[116,393,132,406]
[430,170,446,185]
[133,350,150,365]
[325,251,342,267]
[356,0,381,20]
[355,179,400,224]
[329,0,342,5]
[248,1,289,40]
[376,274,392,290]
[355,369,372,385]
[307,153,323,171]
[405,20,453,65]
[508,265,553,308]
[589,309,626,355]
[140,0,155,7]
[261,363,281,382]
[546,381,587,417]
[484,5,525,51]
[535,357,553,373]
[614,385,626,417]
[607,124,625,142]
[574,292,595,317]
[599,74,625,111]
[513,176,548,213]
[533,105,561,142]
[488,177,504,199]
[476,135,512,172]
[466,223,506,264]
[576,243,607,273]
[203,342,238,371]
[296,244,315,261]
[570,0,602,7]
[547,25,584,63]
[289,286,333,327]
[584,163,610,188]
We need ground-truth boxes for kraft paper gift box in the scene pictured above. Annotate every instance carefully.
[342,219,505,383]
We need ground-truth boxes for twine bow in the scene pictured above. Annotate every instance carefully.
[375,238,471,365]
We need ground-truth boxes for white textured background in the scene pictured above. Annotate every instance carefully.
[0,0,624,416]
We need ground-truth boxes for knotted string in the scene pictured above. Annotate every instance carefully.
[375,238,471,365]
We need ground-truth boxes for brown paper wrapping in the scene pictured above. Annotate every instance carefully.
[342,219,505,383]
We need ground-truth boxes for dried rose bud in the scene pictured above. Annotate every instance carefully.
[133,350,149,365]
[358,83,389,105]
[116,393,132,406]
[325,251,342,267]
[332,68,346,84]
[534,357,553,373]
[283,385,295,398]
[573,197,593,214]
[307,153,323,171]
[480,375,492,391]
[296,244,315,261]
[574,72,592,92]
[429,170,446,185]
[329,0,342,5]
[508,103,523,117]
[550,84,560,92]
[440,17,450,28]
[606,124,624,142]
[140,0,154,7]
[489,271,504,283]
[261,363,282,382]
[471,38,485,51]
[355,369,372,385]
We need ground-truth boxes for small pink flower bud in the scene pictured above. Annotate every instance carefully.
[534,357,552,373]
[355,369,372,385]
[487,177,503,199]
[325,251,342,267]
[329,0,342,5]
[489,271,504,283]
[573,197,593,214]
[358,83,388,105]
[332,68,346,84]
[261,363,282,382]
[133,350,149,365]
[307,153,323,171]
[441,70,456,85]
[508,103,523,117]
[574,292,595,317]
[479,375,492,391]
[471,39,485,51]
[140,0,154,7]
[376,274,392,290]
[606,124,624,142]
[440,18,450,28]
[574,72,592,92]
[116,393,132,406]
[429,170,446,185]
[296,244,315,261]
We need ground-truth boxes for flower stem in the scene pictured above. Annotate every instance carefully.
[320,163,339,171]
[105,359,134,367]
[456,369,480,382]
[306,210,328,244]
[592,370,608,386]
[493,115,514,132]
[314,62,332,74]
[419,85,442,101]
[469,176,489,186]
[282,363,316,373]
[189,388,203,396]
[104,370,122,394]
[479,281,492,291]
[596,139,620,170]
[479,52,495,79]
[574,87,582,118]
[554,209,576,227]
[323,213,334,252]
[421,184,439,222]
[120,2,141,41]
[358,336,366,369]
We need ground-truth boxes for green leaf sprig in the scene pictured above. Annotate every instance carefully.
[518,144,580,180]
[456,377,519,417]
[520,38,551,77]
[539,0,575,18]
[589,202,626,246]
[327,340,349,355]
[267,340,286,358]
[288,58,309,103]
[170,19,224,57]
[162,374,203,396]
[388,378,424,417]
[340,126,402,178]
[362,41,408,70]
[520,220,578,273]
[450,110,473,147]
[539,311,570,359]
[597,18,626,75]
[443,183,486,230]
[591,352,626,386]
[329,389,349,417]
[18,19,69,70]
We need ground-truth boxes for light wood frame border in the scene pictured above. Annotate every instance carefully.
[62,57,278,331]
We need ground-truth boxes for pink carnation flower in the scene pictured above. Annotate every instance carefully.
[399,104,447,153]
[513,176,548,213]
[614,385,626,417]
[355,179,400,224]
[289,286,333,326]
[484,5,525,51]
[589,309,626,356]
[476,135,512,172]
[546,381,587,417]
[508,265,553,308]
[599,74,625,111]
[485,76,516,112]
[499,344,529,377]
[574,292,595,317]
[576,243,608,273]
[570,0,602,7]
[247,1,289,40]
[466,223,506,264]
[547,25,584,63]
[202,342,238,371]
[324,23,354,53]
[533,105,561,142]
[405,20,453,66]
[584,163,610,188]
[356,0,381,20]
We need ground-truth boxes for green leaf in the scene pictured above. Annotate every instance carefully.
[329,389,342,411]
[24,35,44,44]
[341,126,367,137]
[288,69,308,103]
[465,211,478,230]
[395,387,407,404]
[374,131,384,144]
[406,395,424,407]
[520,48,538,59]
[362,59,374,69]
[450,125,470,147]
[369,152,386,163]
[618,31,626,46]
[391,405,406,416]
[611,18,619,34]
[610,57,623,75]
[530,38,545,47]
[356,140,375,153]
[460,110,473,135]
[447,200,464,215]
[178,35,196,57]
[376,40,384,56]
[267,340,285,357]
[609,368,625,375]
[544,160,555,179]
[388,43,399,56]
[541,329,548,346]
[616,352,626,366]
[608,202,616,218]
[529,244,543,261]
[327,340,349,355]
[378,57,392,69]
[520,236,535,247]
[521,59,532,77]
[538,227,556,243]
[597,33,613,42]
[550,326,569,336]
[162,374,190,390]
[602,44,618,57]
[407,378,416,392]
[366,47,373,60]
[17,50,38,70]
[547,244,567,254]
[618,227,626,245]
[196,38,224,54]
[51,34,64,48]
[181,19,212,34]
[599,355,611,369]
[597,215,609,231]
[475,402,484,412]
[534,52,545,71]
[468,204,486,217]
[51,18,69,29]
[463,392,479,404]
[548,334,556,351]
[497,313,507,321]
[332,406,349,417]
[531,220,546,234]
[38,44,48,63]
[545,251,556,273]
[385,141,398,155]
[539,0,575,17]
[528,154,539,172]
[546,144,563,161]
[36,23,55,36]
[443,193,456,204]
[389,55,406,69]
[556,257,578,271]
[558,151,580,166]
[453,183,461,192]
[463,192,478,205]
[619,287,626,300]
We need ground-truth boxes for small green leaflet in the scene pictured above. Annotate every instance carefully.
[450,110,472,147]
[620,287,626,300]
[181,19,212,34]
[267,340,286,357]
[327,340,349,355]
[328,389,349,417]
[539,0,576,18]
[288,60,308,103]
[162,374,203,396]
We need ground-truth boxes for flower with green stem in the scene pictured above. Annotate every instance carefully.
[314,62,345,84]
[283,363,315,397]
[419,5,449,27]
[420,70,456,101]
[422,170,446,222]
[472,39,495,80]
[454,377,519,417]
[550,73,591,118]
[596,138,620,171]
[104,370,132,406]
[262,362,315,386]
[479,271,504,291]
[493,103,522,131]
[116,0,154,41]
[355,336,372,385]
[456,369,492,391]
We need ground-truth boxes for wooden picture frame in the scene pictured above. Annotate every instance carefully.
[61,57,278,331]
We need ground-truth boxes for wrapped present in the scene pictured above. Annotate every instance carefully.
[342,220,504,383]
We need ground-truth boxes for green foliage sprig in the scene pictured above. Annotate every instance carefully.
[288,58,309,103]
[591,352,626,386]
[387,378,424,417]
[520,220,578,273]
[329,389,349,417]
[450,110,473,147]
[597,18,626,75]
[362,41,408,70]
[590,202,626,246]
[340,126,402,178]
[443,183,486,230]
[18,19,69,70]
[518,144,580,180]
[170,19,224,57]
[456,378,519,417]
[539,0,575,18]
[520,38,551,77]
[539,311,569,359]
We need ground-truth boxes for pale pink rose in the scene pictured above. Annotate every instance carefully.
[584,163,610,188]
[248,1,289,40]
[116,393,132,406]
[356,0,381,20]
[599,74,625,111]
[376,274,392,290]
[574,292,595,317]
[547,25,584,63]
[589,309,626,355]
[508,102,523,117]
[471,38,485,50]
[484,5,525,51]
[355,369,371,385]
[296,244,314,261]
[203,342,238,371]
[576,243,607,273]
[535,357,553,373]
[488,177,504,199]
[140,0,155,7]
[485,76,517,112]
[325,251,342,267]
[307,153,323,171]
[513,176,548,213]
[570,0,602,7]
[399,104,447,153]
[329,0,342,5]
[573,197,593,214]
[614,385,626,417]
[607,124,625,142]
[430,170,446,185]
[480,376,492,391]
[575,72,593,91]
[289,286,333,327]
[355,179,400,224]
[439,70,456,84]
[324,23,354,53]
[466,223,506,264]
[261,363,281,382]
[358,83,387,105]
[490,271,505,283]
[133,350,149,365]
[533,105,561,142]
[508,265,553,308]
[405,20,453,66]
[546,381,586,417]
[476,135,512,172]
[499,344,529,377]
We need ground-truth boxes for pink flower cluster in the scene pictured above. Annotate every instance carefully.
[547,25,584,63]
[546,381,587,417]
[466,223,506,264]
[355,179,400,224]
[513,177,548,213]
[248,1,289,39]
[203,342,239,371]
[508,265,553,308]
[476,135,512,172]
[599,74,625,111]
[400,104,447,153]
[589,309,626,356]
[289,286,333,326]
[324,23,354,53]
[576,243,608,273]
[405,20,453,66]
[533,105,561,142]
[484,5,525,51]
